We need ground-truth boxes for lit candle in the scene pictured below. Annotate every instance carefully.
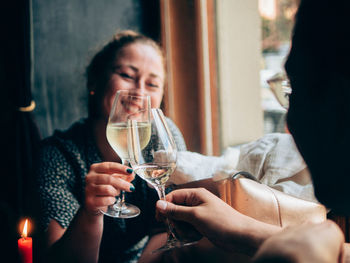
[18,219,33,263]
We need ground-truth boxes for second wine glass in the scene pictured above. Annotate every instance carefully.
[103,90,151,218]
[128,108,198,252]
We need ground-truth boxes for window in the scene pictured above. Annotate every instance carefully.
[259,0,297,134]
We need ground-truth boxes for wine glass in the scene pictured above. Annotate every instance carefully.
[267,74,292,109]
[128,108,198,252]
[102,90,151,218]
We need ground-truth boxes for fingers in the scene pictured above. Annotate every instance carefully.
[90,162,134,176]
[165,188,211,206]
[86,173,134,192]
[111,176,135,192]
[89,184,119,197]
[156,188,215,223]
[87,161,136,192]
[156,200,194,222]
[84,162,136,215]
[156,200,202,242]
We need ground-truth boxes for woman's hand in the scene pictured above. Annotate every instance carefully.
[253,220,344,263]
[156,188,242,249]
[156,188,280,255]
[84,162,135,215]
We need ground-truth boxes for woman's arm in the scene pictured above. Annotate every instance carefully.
[46,209,103,263]
[137,233,168,263]
[43,162,135,263]
[156,188,281,256]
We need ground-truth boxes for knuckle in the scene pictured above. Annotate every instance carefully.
[106,162,113,171]
[107,197,116,205]
[105,175,112,185]
[106,185,117,196]
[197,187,206,194]
[113,178,125,189]
[90,163,98,170]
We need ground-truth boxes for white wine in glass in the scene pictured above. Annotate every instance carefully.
[128,108,198,252]
[102,90,151,218]
[107,122,151,159]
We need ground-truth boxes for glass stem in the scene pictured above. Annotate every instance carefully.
[155,184,177,241]
[116,158,129,210]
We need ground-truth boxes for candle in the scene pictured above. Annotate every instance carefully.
[18,219,33,263]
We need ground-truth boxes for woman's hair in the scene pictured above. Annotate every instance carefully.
[86,30,164,119]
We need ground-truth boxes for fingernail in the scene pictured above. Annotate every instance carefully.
[126,168,133,174]
[157,200,167,212]
[130,185,135,192]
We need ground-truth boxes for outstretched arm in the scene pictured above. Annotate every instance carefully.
[156,188,281,256]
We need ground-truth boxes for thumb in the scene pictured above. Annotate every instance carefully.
[156,200,193,222]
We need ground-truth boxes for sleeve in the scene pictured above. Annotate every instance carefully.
[165,117,187,151]
[36,142,80,229]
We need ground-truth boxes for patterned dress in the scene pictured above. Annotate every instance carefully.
[36,118,186,263]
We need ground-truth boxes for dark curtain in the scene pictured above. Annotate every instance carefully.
[1,0,42,262]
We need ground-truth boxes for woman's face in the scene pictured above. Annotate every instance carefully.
[102,43,165,118]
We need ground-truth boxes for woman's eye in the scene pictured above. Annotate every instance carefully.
[147,83,159,88]
[120,73,133,79]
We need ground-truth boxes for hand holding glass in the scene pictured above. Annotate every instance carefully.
[128,108,198,252]
[102,90,151,218]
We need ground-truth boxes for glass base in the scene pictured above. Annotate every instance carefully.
[152,239,198,253]
[100,202,140,219]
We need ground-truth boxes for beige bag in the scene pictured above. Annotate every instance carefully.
[174,171,326,226]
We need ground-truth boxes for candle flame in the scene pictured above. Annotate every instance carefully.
[22,219,28,238]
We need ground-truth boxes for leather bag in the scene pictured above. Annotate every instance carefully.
[174,171,326,226]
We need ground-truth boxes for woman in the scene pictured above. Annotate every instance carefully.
[37,30,186,263]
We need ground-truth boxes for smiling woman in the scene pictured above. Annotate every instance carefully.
[36,30,187,263]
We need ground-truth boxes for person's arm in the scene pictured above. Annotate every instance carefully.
[46,208,103,263]
[137,233,168,263]
[44,162,135,263]
[252,220,344,263]
[156,188,281,256]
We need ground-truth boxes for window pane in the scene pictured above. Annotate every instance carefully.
[259,0,297,134]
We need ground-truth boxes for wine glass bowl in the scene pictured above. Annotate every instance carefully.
[128,108,198,252]
[102,90,151,218]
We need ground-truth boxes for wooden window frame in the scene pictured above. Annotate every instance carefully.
[160,0,220,155]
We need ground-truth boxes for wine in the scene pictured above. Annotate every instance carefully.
[106,122,151,159]
[134,163,176,186]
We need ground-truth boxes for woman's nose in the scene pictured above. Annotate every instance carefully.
[135,80,146,95]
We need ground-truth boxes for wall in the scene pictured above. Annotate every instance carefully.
[32,0,158,138]
[216,0,263,147]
